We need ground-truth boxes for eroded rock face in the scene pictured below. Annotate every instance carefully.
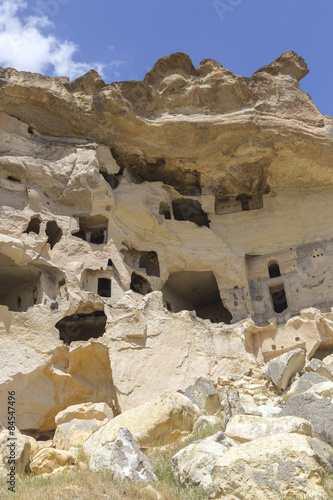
[1,51,333,432]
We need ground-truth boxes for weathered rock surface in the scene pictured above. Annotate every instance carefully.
[0,431,31,478]
[281,392,333,445]
[29,448,77,475]
[55,402,113,425]
[222,390,246,429]
[225,414,312,443]
[306,380,333,398]
[210,433,333,500]
[89,427,156,482]
[305,358,333,381]
[184,377,220,414]
[265,348,306,390]
[53,418,106,450]
[287,371,329,398]
[83,392,201,457]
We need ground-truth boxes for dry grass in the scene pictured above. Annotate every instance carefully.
[0,422,222,500]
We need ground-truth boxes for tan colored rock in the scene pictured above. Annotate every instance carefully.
[265,348,306,390]
[225,414,312,443]
[211,433,332,499]
[53,418,106,450]
[55,402,113,425]
[305,358,333,381]
[306,381,333,398]
[22,435,39,460]
[29,448,77,475]
[83,392,201,457]
[0,431,31,478]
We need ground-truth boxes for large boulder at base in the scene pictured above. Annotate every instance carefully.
[0,431,31,478]
[29,448,77,475]
[210,433,333,500]
[225,414,312,443]
[55,402,113,425]
[281,392,333,445]
[287,371,329,398]
[53,418,106,450]
[89,427,156,482]
[83,392,201,457]
[264,348,306,391]
[305,358,333,381]
[172,436,232,488]
[184,377,220,414]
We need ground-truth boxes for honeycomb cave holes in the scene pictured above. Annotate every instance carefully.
[172,199,210,227]
[46,220,62,249]
[268,261,281,278]
[130,272,152,295]
[24,216,41,235]
[161,271,232,324]
[56,310,107,345]
[73,215,108,244]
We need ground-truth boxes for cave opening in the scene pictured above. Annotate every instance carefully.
[159,202,172,220]
[46,220,62,249]
[72,215,108,244]
[270,284,288,313]
[161,270,232,323]
[172,199,210,227]
[56,310,107,345]
[236,194,252,211]
[7,176,21,183]
[0,254,40,311]
[24,216,41,235]
[268,261,281,278]
[130,272,152,295]
[98,278,111,298]
[124,248,160,277]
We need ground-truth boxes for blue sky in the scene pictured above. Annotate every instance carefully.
[0,0,332,116]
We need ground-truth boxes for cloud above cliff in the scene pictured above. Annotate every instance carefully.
[0,0,105,79]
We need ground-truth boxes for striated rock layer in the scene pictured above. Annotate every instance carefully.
[1,51,333,432]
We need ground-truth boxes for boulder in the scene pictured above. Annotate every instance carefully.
[305,358,333,381]
[22,435,38,460]
[29,448,77,475]
[89,428,156,483]
[210,433,333,499]
[257,402,282,418]
[225,414,312,443]
[281,392,333,445]
[55,402,113,425]
[287,371,329,398]
[193,415,221,433]
[323,354,333,371]
[306,380,333,398]
[0,431,31,478]
[53,418,106,450]
[264,348,306,391]
[238,394,261,416]
[83,392,201,457]
[172,437,229,488]
[184,377,220,414]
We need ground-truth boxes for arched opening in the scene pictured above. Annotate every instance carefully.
[268,261,281,278]
[270,284,288,314]
[56,310,107,345]
[236,194,252,211]
[98,278,111,298]
[46,220,62,249]
[161,271,232,324]
[24,216,41,235]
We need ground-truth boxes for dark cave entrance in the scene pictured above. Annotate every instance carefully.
[268,261,281,278]
[56,310,107,345]
[130,272,152,295]
[98,278,111,298]
[161,270,232,324]
[270,284,288,314]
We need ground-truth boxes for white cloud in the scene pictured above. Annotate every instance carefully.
[0,0,105,80]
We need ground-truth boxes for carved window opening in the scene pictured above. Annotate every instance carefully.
[7,176,21,183]
[236,194,252,212]
[270,284,288,314]
[159,202,172,220]
[98,278,111,298]
[268,261,281,278]
[73,215,108,245]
